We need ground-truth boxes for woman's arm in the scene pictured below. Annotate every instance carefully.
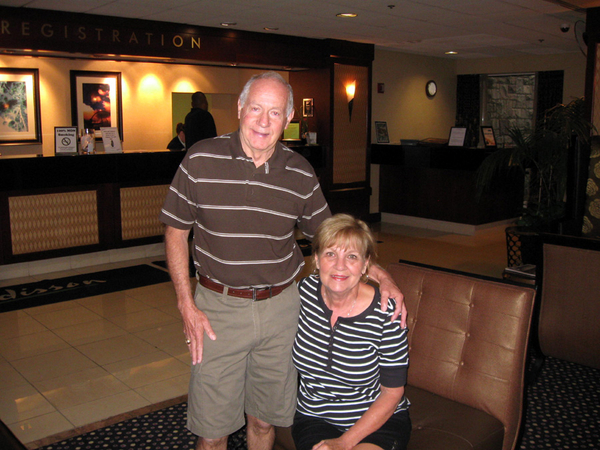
[312,386,405,450]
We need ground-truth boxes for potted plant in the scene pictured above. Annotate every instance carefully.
[476,97,593,265]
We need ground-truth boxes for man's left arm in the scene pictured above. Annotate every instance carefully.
[369,264,407,328]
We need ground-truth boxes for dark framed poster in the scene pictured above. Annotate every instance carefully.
[70,70,122,140]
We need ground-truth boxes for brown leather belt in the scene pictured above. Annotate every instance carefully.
[198,274,293,301]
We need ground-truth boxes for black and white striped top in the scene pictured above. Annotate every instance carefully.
[292,275,410,430]
[160,131,330,288]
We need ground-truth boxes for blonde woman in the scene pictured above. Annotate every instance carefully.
[292,214,410,450]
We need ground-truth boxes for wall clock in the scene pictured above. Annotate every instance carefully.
[426,80,437,98]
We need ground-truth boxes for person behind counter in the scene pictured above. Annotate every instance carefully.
[167,122,186,151]
[184,91,217,149]
[292,213,411,450]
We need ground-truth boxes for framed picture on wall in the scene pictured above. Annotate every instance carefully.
[70,70,123,141]
[0,68,42,145]
[481,126,497,148]
[375,121,389,143]
[302,98,314,117]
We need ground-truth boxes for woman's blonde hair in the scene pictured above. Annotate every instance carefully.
[310,214,377,273]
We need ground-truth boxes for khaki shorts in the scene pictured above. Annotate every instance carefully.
[187,282,300,439]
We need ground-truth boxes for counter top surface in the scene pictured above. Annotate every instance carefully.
[1,151,186,191]
[371,143,493,171]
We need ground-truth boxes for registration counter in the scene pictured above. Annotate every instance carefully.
[0,151,185,266]
[372,143,522,227]
[0,144,324,267]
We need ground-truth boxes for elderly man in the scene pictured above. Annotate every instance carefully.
[160,72,406,450]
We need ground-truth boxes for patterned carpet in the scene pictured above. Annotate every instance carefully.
[518,357,599,449]
[37,356,599,450]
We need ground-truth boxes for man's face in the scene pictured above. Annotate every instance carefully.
[238,78,292,159]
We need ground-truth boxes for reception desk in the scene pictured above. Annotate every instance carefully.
[0,152,185,266]
[0,145,324,266]
[372,144,522,226]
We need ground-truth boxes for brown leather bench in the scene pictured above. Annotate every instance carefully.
[275,261,535,450]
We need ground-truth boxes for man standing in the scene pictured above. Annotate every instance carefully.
[160,72,405,450]
[184,91,217,149]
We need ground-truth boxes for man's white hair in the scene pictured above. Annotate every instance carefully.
[238,71,294,118]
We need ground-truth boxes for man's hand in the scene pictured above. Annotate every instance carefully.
[368,264,407,328]
[180,301,216,365]
[165,225,217,364]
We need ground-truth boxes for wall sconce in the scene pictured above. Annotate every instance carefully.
[346,81,356,122]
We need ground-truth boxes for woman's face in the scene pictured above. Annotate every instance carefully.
[315,243,369,297]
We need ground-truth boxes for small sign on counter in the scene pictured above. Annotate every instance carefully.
[55,126,78,155]
[101,127,123,153]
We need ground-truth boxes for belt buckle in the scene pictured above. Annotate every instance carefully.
[252,286,273,301]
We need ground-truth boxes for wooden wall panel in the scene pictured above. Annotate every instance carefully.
[333,64,369,185]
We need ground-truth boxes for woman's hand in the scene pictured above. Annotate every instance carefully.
[317,385,404,450]
[312,437,352,450]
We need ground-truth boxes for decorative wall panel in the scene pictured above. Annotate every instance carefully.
[120,185,169,240]
[333,64,369,185]
[9,191,99,255]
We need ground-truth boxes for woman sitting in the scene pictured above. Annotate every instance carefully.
[292,214,410,450]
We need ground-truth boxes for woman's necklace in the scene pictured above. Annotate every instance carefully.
[346,297,357,317]
[324,293,358,318]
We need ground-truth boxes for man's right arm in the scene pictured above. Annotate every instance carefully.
[165,225,216,365]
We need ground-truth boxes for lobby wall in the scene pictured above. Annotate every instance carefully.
[370,49,457,215]
[371,49,458,144]
[371,50,587,147]
[0,55,284,158]
[369,49,587,217]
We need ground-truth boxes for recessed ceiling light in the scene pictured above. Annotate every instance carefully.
[336,13,357,18]
[445,51,458,55]
[264,27,279,31]
[221,22,237,27]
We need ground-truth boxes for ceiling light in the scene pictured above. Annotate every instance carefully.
[445,51,458,55]
[336,13,357,18]
[221,22,237,27]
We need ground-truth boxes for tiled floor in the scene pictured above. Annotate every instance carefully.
[0,222,510,448]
